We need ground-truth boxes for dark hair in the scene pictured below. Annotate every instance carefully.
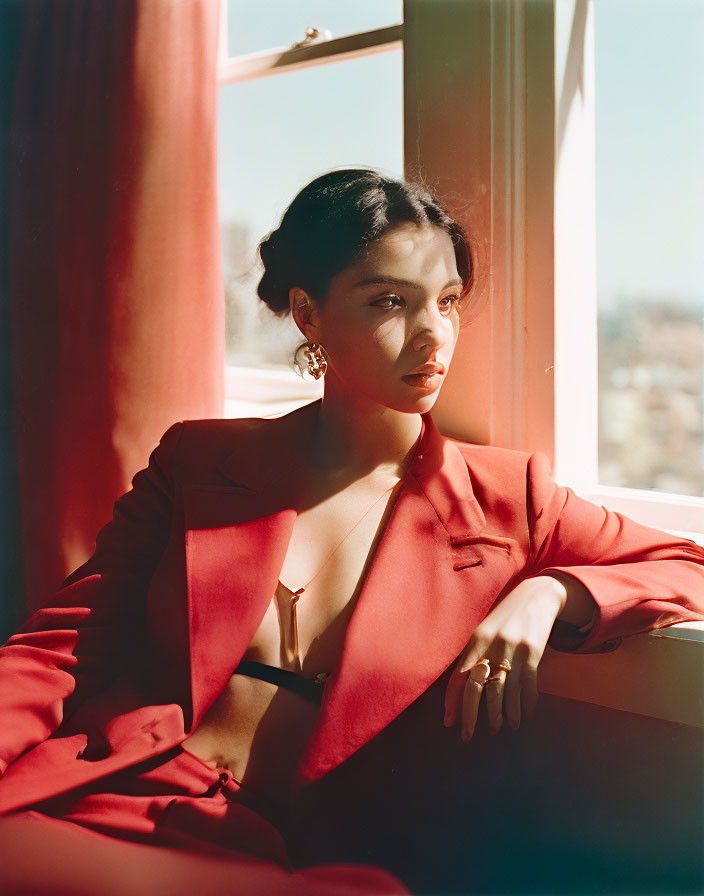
[256,168,486,323]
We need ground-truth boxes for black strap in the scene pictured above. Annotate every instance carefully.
[233,660,327,704]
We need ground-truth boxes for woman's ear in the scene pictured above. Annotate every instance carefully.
[289,288,319,341]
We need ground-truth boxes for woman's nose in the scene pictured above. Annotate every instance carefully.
[411,307,447,354]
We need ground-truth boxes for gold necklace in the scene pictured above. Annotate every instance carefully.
[276,478,403,674]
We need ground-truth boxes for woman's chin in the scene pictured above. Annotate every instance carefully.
[411,393,440,414]
[326,378,443,414]
[386,390,441,415]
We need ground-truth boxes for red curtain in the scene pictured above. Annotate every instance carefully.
[9,0,224,615]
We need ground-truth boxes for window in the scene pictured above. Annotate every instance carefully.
[217,4,403,418]
[594,0,703,500]
[552,0,704,541]
[399,0,703,542]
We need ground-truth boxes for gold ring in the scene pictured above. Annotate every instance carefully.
[487,669,507,683]
[497,659,512,672]
[469,658,491,687]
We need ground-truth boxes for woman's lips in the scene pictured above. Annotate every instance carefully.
[401,372,444,390]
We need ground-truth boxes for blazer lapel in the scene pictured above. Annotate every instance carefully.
[183,400,321,730]
[183,485,296,731]
[292,415,522,791]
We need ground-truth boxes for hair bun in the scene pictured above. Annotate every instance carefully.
[257,230,292,314]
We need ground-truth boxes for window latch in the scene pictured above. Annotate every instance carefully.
[289,26,333,52]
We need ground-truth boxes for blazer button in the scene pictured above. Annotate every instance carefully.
[600,637,622,651]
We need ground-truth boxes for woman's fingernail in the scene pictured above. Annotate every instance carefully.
[461,729,473,742]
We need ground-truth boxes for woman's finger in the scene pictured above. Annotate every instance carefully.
[444,667,466,726]
[482,637,512,733]
[484,668,507,733]
[503,643,525,729]
[444,657,469,726]
[460,665,486,740]
[521,659,540,723]
[444,636,491,726]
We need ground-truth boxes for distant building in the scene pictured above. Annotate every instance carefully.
[221,219,302,368]
[598,297,703,497]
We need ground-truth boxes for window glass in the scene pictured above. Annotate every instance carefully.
[595,0,704,496]
[218,50,403,370]
[226,1,402,58]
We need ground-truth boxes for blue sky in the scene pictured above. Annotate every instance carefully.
[594,0,703,309]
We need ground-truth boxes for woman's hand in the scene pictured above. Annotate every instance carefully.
[443,575,569,740]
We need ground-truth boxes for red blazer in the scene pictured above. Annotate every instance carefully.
[1,398,703,818]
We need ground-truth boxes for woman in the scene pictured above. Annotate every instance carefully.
[1,168,703,895]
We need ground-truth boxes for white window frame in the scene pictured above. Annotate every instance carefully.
[553,0,704,544]
[403,0,703,545]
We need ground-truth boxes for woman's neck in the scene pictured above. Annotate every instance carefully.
[311,379,423,479]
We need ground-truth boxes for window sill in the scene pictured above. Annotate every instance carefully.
[538,621,704,729]
[224,364,322,419]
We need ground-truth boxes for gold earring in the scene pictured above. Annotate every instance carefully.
[305,343,328,379]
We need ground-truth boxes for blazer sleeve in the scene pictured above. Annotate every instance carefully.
[523,450,704,655]
[0,421,184,776]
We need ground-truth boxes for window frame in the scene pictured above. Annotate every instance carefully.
[217,1,403,84]
[403,0,703,544]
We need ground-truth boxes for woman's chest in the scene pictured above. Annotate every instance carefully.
[179,484,400,798]
[250,484,398,672]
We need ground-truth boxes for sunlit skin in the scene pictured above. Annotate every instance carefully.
[297,223,461,415]
[290,222,461,477]
[289,221,597,741]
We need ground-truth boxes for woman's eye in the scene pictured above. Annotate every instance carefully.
[373,294,403,309]
[439,294,462,312]
[372,293,461,312]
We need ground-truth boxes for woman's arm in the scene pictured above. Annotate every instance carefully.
[523,450,704,654]
[542,570,598,626]
[445,520,703,738]
[0,422,184,775]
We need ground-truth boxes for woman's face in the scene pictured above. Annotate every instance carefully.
[293,223,463,414]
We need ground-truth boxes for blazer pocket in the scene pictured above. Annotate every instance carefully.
[453,556,484,571]
[450,534,522,572]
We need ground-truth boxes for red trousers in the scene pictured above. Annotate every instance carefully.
[0,745,410,896]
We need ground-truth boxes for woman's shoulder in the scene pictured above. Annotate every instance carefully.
[168,413,278,462]
[178,412,274,438]
[162,402,315,479]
